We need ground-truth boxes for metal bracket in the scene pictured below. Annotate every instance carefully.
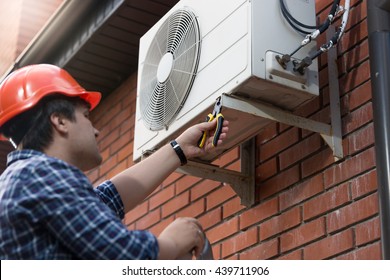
[177,139,256,207]
[221,28,343,161]
[326,27,343,161]
[221,92,343,161]
[177,28,343,207]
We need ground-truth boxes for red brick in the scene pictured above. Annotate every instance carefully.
[277,249,303,260]
[211,243,221,260]
[99,148,110,163]
[225,160,240,172]
[319,66,329,89]
[304,229,354,259]
[301,148,334,178]
[240,197,279,229]
[342,103,373,136]
[206,184,236,210]
[308,105,331,125]
[191,179,221,200]
[225,254,239,260]
[316,0,332,13]
[327,193,379,233]
[336,242,381,260]
[126,223,135,230]
[255,122,278,146]
[110,130,132,155]
[260,128,299,162]
[355,217,381,246]
[343,40,369,73]
[119,117,135,135]
[161,191,190,218]
[105,88,132,112]
[198,207,222,230]
[324,147,376,188]
[106,160,128,179]
[223,196,245,219]
[347,123,374,155]
[98,102,122,127]
[280,218,326,252]
[162,172,182,188]
[175,175,201,194]
[135,208,161,230]
[258,165,300,200]
[149,185,175,210]
[149,216,174,236]
[350,169,377,199]
[221,227,258,258]
[176,199,205,218]
[123,201,148,226]
[303,183,350,221]
[117,141,134,162]
[348,81,372,110]
[256,158,277,182]
[279,174,324,211]
[294,96,321,118]
[260,207,301,241]
[239,239,279,260]
[279,134,322,170]
[99,155,118,176]
[98,129,120,152]
[340,20,368,56]
[207,217,239,243]
[343,103,373,135]
[212,147,240,167]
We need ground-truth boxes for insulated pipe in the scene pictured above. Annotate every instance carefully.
[367,0,390,260]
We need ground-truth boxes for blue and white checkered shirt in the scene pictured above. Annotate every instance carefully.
[0,150,158,259]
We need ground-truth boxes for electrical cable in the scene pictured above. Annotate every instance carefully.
[292,0,350,74]
[277,0,344,70]
[279,0,319,32]
[301,0,341,46]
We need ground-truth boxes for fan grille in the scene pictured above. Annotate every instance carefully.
[139,9,201,131]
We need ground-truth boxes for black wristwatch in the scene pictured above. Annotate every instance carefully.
[170,140,187,166]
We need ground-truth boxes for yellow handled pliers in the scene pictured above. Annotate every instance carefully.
[198,96,224,148]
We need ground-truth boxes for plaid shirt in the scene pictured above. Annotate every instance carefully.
[0,150,158,259]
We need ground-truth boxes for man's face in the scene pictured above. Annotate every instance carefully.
[68,104,102,171]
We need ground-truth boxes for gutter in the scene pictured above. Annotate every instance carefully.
[1,0,124,82]
[367,0,390,260]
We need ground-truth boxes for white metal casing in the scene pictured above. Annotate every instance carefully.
[134,0,319,162]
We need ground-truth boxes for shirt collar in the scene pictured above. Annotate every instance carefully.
[7,149,48,167]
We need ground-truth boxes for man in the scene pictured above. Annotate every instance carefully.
[0,64,229,259]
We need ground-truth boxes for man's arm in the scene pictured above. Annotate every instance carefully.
[111,119,228,213]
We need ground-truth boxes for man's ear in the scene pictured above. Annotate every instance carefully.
[50,113,69,135]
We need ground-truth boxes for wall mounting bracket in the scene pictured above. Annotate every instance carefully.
[178,139,256,207]
[176,28,343,207]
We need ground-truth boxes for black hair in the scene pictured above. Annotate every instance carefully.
[0,94,89,151]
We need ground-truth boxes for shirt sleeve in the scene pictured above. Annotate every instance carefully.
[29,162,159,260]
[94,180,125,219]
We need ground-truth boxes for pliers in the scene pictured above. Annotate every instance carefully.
[198,96,224,148]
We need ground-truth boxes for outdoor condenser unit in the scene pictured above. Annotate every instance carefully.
[133,0,319,162]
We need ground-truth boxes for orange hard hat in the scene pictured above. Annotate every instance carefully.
[0,64,101,132]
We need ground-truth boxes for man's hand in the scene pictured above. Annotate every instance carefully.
[176,119,229,159]
[157,217,205,260]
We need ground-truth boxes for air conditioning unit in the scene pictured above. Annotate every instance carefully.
[134,0,319,163]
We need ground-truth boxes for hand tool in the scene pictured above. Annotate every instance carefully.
[197,96,224,148]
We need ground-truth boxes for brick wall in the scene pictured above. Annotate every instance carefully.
[87,0,380,259]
